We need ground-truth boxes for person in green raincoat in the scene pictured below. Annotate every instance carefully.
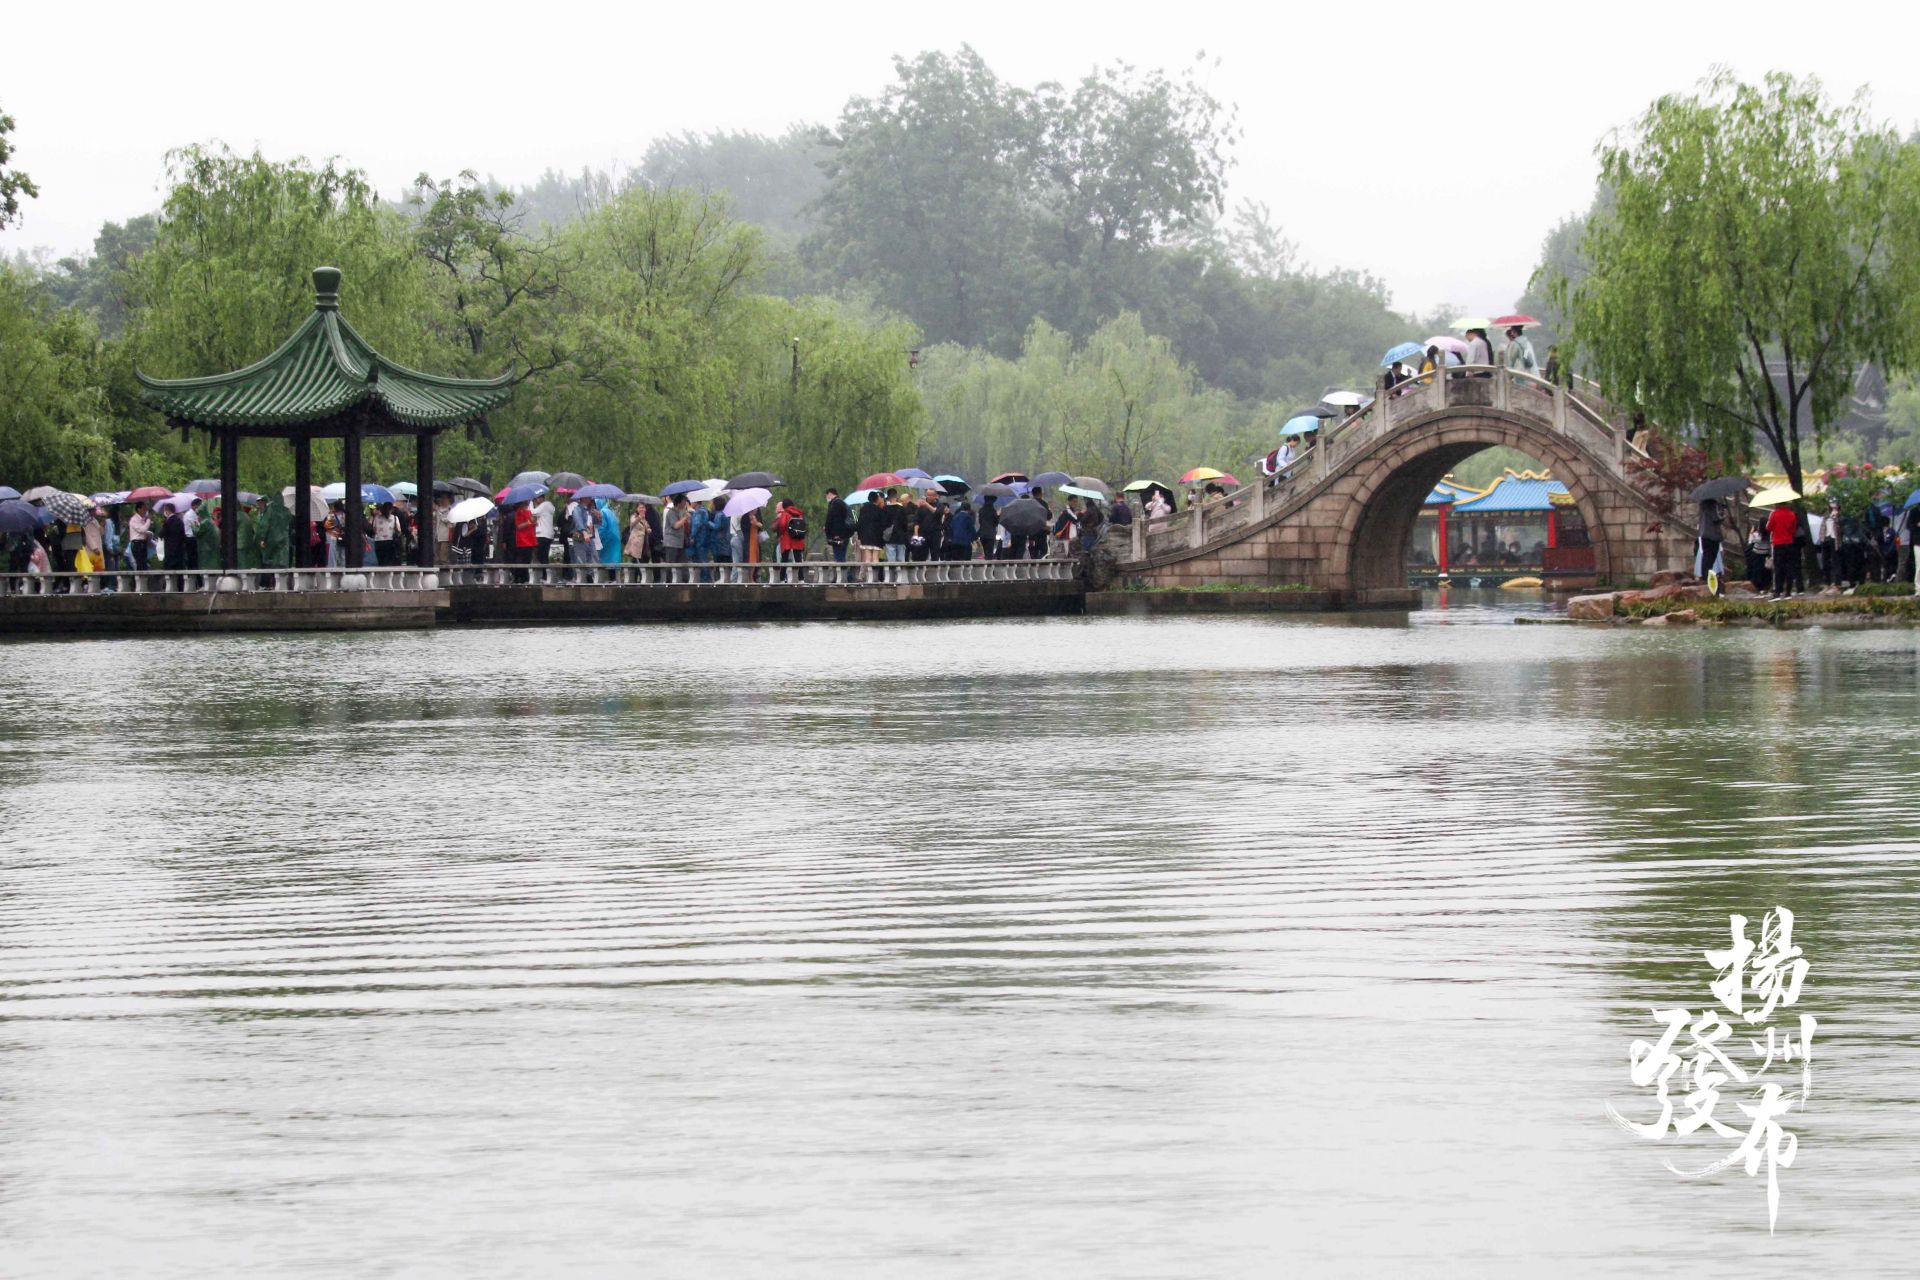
[235,501,262,570]
[259,498,292,568]
[197,502,223,569]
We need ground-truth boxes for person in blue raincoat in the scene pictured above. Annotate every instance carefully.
[598,501,621,565]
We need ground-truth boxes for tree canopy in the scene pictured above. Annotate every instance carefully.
[1556,72,1920,493]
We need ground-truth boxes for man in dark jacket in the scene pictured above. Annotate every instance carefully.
[855,492,886,570]
[161,506,189,589]
[910,493,940,562]
[978,496,1001,559]
[1078,494,1106,552]
[823,488,852,564]
[944,499,977,561]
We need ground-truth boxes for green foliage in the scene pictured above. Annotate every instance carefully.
[0,105,37,229]
[0,263,116,490]
[409,170,568,377]
[34,215,157,339]
[638,126,825,237]
[1819,461,1910,518]
[916,313,1252,483]
[1559,72,1920,493]
[1451,447,1543,489]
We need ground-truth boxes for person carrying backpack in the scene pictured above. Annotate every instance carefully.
[775,498,808,563]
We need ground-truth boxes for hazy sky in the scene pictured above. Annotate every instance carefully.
[4,0,1914,318]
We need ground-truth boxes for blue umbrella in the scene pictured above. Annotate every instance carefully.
[1282,414,1325,435]
[845,488,875,505]
[573,482,625,500]
[498,483,547,506]
[360,483,397,505]
[0,486,21,501]
[660,479,707,497]
[0,499,49,534]
[1383,341,1425,366]
[1904,487,1920,510]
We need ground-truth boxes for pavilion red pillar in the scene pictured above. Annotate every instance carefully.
[1547,510,1559,549]
[1436,503,1451,577]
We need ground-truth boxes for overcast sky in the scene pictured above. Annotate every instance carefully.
[4,0,1914,319]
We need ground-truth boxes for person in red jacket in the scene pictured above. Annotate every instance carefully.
[774,498,808,564]
[512,501,538,583]
[1766,502,1800,599]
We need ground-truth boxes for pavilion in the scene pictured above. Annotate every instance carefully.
[137,267,514,573]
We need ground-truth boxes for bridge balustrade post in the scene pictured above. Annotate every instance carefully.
[1190,504,1205,548]
[1131,516,1145,561]
[1493,369,1510,413]
[1553,384,1569,435]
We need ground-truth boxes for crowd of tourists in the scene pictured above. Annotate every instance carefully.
[1698,491,1918,598]
[0,467,1157,590]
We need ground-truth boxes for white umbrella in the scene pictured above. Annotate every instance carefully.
[281,485,327,521]
[689,484,726,503]
[447,495,495,523]
[722,487,772,518]
[1322,390,1368,407]
[319,481,347,502]
[21,485,58,502]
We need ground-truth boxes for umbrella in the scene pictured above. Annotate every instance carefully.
[21,485,58,502]
[1493,314,1540,329]
[976,482,1021,499]
[235,491,263,505]
[1690,476,1751,503]
[1749,486,1801,508]
[1069,476,1113,498]
[282,485,328,521]
[0,500,48,534]
[42,491,95,522]
[903,476,941,490]
[1292,404,1338,419]
[158,494,201,513]
[989,472,1030,485]
[933,474,970,494]
[1449,316,1493,332]
[447,496,495,524]
[573,483,625,500]
[1902,487,1920,511]
[1282,415,1326,436]
[1124,481,1177,509]
[447,477,492,497]
[497,483,547,506]
[1059,485,1106,501]
[895,467,933,480]
[90,490,132,506]
[688,484,726,503]
[1321,390,1368,407]
[431,480,459,496]
[727,471,785,490]
[1031,470,1073,488]
[548,471,589,492]
[998,496,1049,536]
[1423,335,1471,355]
[126,485,172,502]
[1180,467,1229,484]
[660,479,707,498]
[508,470,551,489]
[0,486,19,501]
[623,494,662,505]
[182,479,222,495]
[723,487,773,518]
[1382,341,1426,367]
[388,481,419,498]
[358,483,396,505]
[859,472,907,490]
[846,488,875,506]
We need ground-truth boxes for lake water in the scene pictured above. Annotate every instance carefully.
[4,598,1919,1276]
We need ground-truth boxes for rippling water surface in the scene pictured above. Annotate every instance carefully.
[4,602,1919,1276]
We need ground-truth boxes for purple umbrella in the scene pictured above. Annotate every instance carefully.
[722,487,773,518]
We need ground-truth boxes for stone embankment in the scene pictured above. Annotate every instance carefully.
[1566,571,1710,620]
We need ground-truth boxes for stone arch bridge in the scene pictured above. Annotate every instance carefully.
[1113,368,1694,605]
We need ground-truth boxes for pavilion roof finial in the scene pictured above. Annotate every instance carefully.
[312,266,342,311]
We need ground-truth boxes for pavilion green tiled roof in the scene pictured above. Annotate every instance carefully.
[136,267,513,431]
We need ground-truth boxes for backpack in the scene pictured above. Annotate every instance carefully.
[784,512,808,541]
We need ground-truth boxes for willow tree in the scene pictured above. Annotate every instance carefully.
[1559,72,1920,494]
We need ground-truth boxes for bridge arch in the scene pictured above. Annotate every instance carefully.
[1113,369,1692,603]
[1340,415,1617,593]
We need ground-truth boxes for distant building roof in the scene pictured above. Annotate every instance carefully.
[1423,476,1486,506]
[1452,469,1570,514]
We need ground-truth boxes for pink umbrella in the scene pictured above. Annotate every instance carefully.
[1422,335,1470,355]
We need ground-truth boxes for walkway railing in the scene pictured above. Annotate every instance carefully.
[0,558,1080,597]
[1126,364,1651,564]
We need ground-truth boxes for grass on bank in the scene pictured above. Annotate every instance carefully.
[1114,583,1319,594]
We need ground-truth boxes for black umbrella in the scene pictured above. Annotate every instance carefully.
[1294,404,1339,419]
[976,481,1020,499]
[548,471,589,491]
[0,499,48,534]
[1691,476,1751,503]
[182,478,221,495]
[447,477,491,497]
[727,471,785,489]
[998,496,1049,537]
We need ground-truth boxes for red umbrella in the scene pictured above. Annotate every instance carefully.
[1493,314,1540,329]
[990,472,1030,484]
[859,472,907,489]
[126,485,172,502]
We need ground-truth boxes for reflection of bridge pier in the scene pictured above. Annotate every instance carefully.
[1115,367,1694,603]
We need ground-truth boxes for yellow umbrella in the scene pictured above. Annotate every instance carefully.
[1749,485,1801,507]
[1449,315,1493,332]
